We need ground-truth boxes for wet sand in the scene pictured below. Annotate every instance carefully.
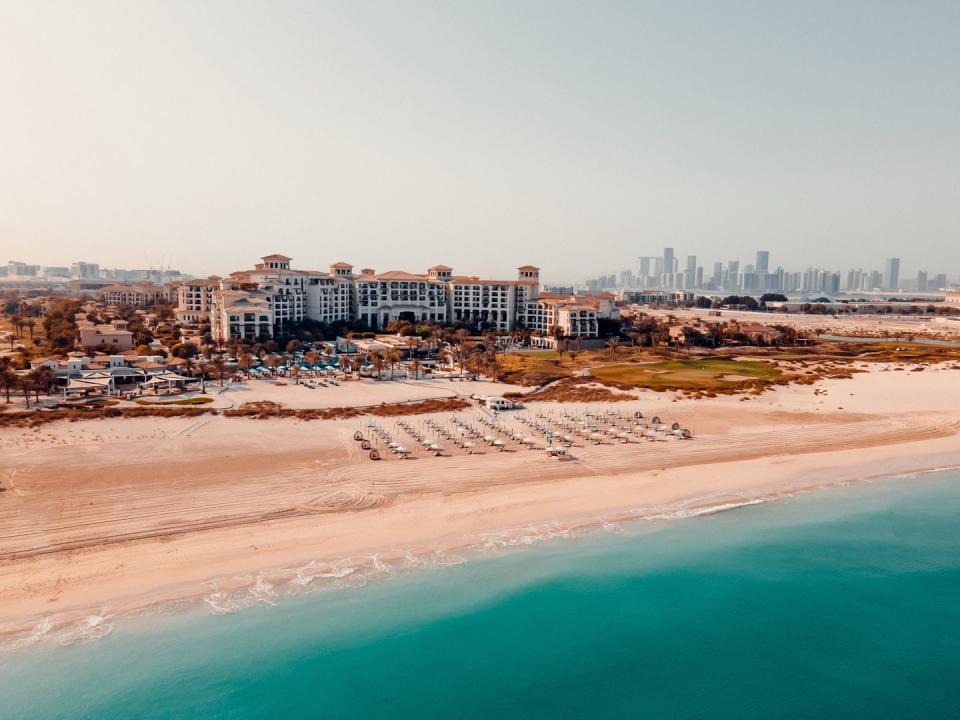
[2,363,959,643]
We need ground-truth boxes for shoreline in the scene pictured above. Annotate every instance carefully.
[2,362,960,649]
[3,433,960,650]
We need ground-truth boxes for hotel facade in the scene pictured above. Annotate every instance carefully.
[178,255,617,342]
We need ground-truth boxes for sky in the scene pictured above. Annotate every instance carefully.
[1,0,958,282]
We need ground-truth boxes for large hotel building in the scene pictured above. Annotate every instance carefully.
[176,255,616,342]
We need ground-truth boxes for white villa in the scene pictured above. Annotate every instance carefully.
[177,255,618,342]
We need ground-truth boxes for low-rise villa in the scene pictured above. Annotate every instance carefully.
[76,319,135,351]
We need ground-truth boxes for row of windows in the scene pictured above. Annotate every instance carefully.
[359,281,446,291]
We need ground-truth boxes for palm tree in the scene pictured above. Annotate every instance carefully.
[289,364,301,385]
[237,351,253,376]
[348,354,362,376]
[405,336,419,359]
[409,358,422,379]
[0,362,16,403]
[369,351,386,380]
[605,337,619,358]
[213,355,227,386]
[385,348,402,379]
[195,357,212,392]
[304,350,321,367]
[460,341,476,375]
[24,317,36,340]
[437,346,452,371]
[19,372,33,409]
[29,367,56,401]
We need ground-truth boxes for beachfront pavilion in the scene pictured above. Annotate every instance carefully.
[63,376,115,396]
[138,372,199,393]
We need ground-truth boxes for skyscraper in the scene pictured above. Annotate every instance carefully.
[884,258,901,291]
[726,260,740,290]
[755,251,769,274]
[682,255,697,290]
[662,248,675,275]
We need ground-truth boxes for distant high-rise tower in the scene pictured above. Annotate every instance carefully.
[683,255,697,290]
[755,251,770,274]
[662,248,675,274]
[884,258,901,291]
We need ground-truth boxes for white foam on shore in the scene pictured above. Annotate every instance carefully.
[55,611,113,647]
[5,465,959,652]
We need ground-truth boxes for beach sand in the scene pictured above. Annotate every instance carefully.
[2,364,959,642]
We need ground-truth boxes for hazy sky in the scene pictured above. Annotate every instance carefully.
[2,1,958,281]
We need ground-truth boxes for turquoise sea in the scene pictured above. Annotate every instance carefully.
[3,470,960,719]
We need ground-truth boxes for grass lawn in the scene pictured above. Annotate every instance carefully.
[498,350,570,384]
[62,398,120,407]
[515,350,560,360]
[589,358,781,390]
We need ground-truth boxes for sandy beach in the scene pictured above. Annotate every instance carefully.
[645,306,960,340]
[2,364,960,644]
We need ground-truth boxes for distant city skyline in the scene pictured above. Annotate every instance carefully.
[3,247,956,296]
[583,247,954,295]
[2,2,959,280]
[3,249,954,288]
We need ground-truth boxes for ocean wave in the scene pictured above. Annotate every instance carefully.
[8,465,959,652]
[56,612,113,647]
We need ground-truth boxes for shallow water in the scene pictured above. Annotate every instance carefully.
[2,470,960,719]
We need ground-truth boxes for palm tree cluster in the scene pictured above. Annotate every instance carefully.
[0,358,57,408]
